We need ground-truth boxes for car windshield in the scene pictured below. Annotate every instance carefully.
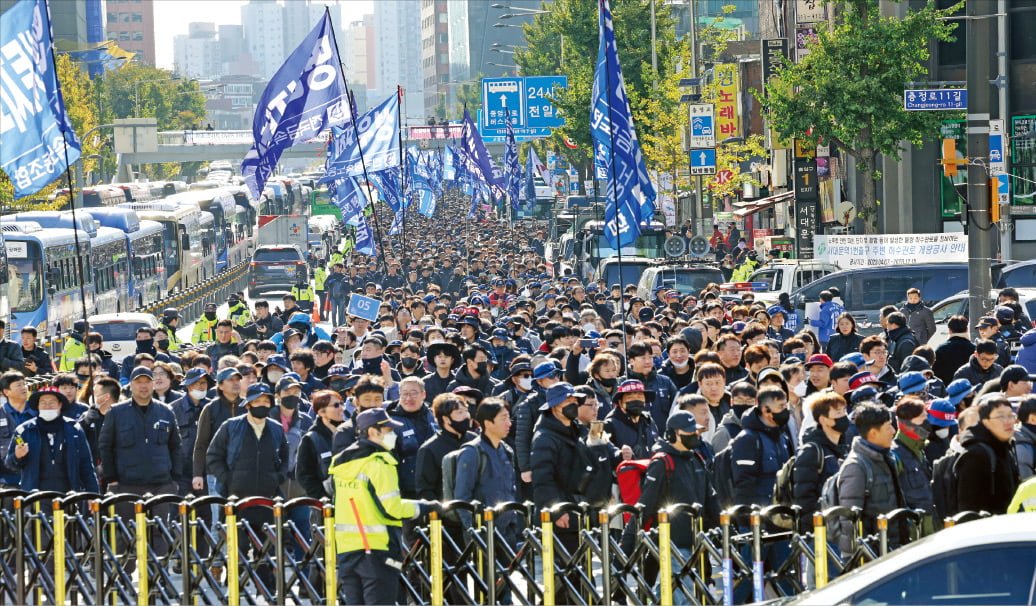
[91,321,150,343]
[254,248,301,262]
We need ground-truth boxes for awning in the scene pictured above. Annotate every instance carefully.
[732,191,794,217]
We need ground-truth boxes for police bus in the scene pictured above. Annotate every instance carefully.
[1,222,93,336]
[119,202,204,292]
[168,189,239,272]
[84,207,167,309]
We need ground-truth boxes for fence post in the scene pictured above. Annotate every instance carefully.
[179,501,192,605]
[53,500,66,605]
[485,507,496,606]
[658,509,673,606]
[599,510,611,604]
[14,497,25,606]
[877,515,888,556]
[541,509,555,606]
[91,499,103,606]
[226,503,240,606]
[720,512,733,606]
[751,509,764,604]
[324,502,337,605]
[274,498,286,605]
[429,511,443,606]
[813,512,828,589]
[136,501,149,606]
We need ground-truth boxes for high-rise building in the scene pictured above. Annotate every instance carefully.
[374,0,425,124]
[105,0,156,65]
[283,0,341,52]
[342,14,376,112]
[421,0,450,118]
[173,22,221,80]
[241,0,285,80]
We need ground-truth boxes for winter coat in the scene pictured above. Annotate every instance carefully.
[836,437,905,553]
[792,425,849,517]
[710,406,745,453]
[170,393,207,480]
[623,369,677,435]
[98,399,182,486]
[205,415,289,498]
[530,414,592,522]
[933,336,976,385]
[900,302,936,345]
[6,416,99,493]
[0,338,25,372]
[659,360,695,391]
[730,408,793,507]
[20,346,54,376]
[1015,424,1036,481]
[296,420,336,499]
[956,423,1019,515]
[603,406,658,459]
[514,388,544,473]
[892,433,935,516]
[886,325,919,373]
[446,365,499,395]
[952,357,1004,391]
[1015,329,1036,375]
[192,395,245,478]
[414,429,478,501]
[384,401,439,498]
[454,435,518,530]
[422,370,455,404]
[825,332,863,363]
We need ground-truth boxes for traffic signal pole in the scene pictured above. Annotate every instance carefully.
[966,0,994,338]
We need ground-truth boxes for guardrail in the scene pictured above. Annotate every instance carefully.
[0,490,993,606]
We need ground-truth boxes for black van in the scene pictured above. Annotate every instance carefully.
[789,263,969,335]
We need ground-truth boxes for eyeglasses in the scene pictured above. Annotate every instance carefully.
[328,401,345,408]
[990,412,1017,423]
[607,342,621,348]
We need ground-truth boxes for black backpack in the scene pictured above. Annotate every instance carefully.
[712,429,762,509]
[774,442,823,507]
[931,442,996,519]
[329,277,348,300]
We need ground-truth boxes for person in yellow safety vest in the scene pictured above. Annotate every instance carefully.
[159,308,184,351]
[731,251,759,283]
[226,293,251,327]
[330,408,435,605]
[193,302,221,343]
[1008,475,1036,513]
[331,248,345,267]
[291,280,316,314]
[313,262,328,313]
[59,320,89,371]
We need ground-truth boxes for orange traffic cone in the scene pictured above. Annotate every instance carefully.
[312,304,321,323]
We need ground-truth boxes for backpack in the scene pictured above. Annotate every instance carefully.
[817,452,875,544]
[712,429,763,510]
[441,442,488,520]
[616,451,675,530]
[329,276,348,300]
[931,442,996,519]
[774,442,823,507]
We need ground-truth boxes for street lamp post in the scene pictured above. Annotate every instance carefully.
[133,76,181,116]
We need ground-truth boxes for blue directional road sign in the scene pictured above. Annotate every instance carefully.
[688,104,715,148]
[689,148,717,175]
[903,89,967,111]
[990,119,1009,204]
[480,76,567,142]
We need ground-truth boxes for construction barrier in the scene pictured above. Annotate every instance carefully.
[0,489,996,605]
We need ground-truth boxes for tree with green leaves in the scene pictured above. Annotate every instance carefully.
[761,0,960,231]
[514,0,686,177]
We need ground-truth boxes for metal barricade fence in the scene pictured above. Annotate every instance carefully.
[0,489,997,606]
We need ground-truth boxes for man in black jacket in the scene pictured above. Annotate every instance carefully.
[933,315,975,385]
[953,339,1004,391]
[792,392,851,526]
[956,394,1020,514]
[19,327,53,376]
[603,379,659,458]
[624,341,678,435]
[446,343,499,395]
[0,320,25,372]
[885,312,918,374]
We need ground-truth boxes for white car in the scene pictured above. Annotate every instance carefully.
[927,288,1036,348]
[780,513,1036,605]
[741,260,841,305]
[87,312,161,355]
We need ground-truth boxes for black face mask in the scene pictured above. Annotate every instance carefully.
[155,340,169,350]
[136,338,154,351]
[732,404,752,418]
[204,311,217,321]
[475,361,488,376]
[833,416,851,434]
[679,433,701,450]
[449,417,471,435]
[249,405,271,419]
[400,357,419,370]
[280,395,300,410]
[771,408,791,427]
[561,403,580,421]
[625,400,645,416]
[599,377,617,388]
[670,302,682,312]
[362,358,382,374]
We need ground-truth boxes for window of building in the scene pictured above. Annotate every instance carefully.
[438,33,447,44]
[438,53,447,64]
[132,12,143,22]
[132,32,143,41]
[119,32,131,41]
[438,12,447,23]
[121,12,131,22]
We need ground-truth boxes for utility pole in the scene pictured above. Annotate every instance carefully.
[966,0,993,338]
[688,0,703,233]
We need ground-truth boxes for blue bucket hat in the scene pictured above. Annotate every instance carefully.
[539,382,586,410]
[946,378,977,406]
[532,360,562,381]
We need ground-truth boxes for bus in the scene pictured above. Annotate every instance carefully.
[261,182,287,215]
[90,226,132,314]
[0,230,9,339]
[119,202,204,292]
[198,211,217,280]
[114,183,155,204]
[571,220,668,280]
[81,185,127,207]
[166,189,238,271]
[223,185,257,264]
[84,206,166,309]
[1,222,93,336]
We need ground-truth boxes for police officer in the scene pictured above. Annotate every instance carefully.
[227,293,251,327]
[292,279,316,314]
[159,308,184,351]
[313,261,328,314]
[193,302,221,343]
[58,320,88,372]
[330,408,434,605]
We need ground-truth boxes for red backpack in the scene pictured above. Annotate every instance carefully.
[616,452,675,530]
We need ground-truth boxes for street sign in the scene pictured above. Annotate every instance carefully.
[480,76,567,141]
[690,148,717,175]
[347,294,381,322]
[904,89,967,111]
[687,236,711,258]
[713,169,733,185]
[688,104,716,148]
[990,119,1009,204]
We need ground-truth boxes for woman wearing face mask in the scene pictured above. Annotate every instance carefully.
[603,380,659,459]
[660,337,695,390]
[296,390,347,500]
[791,392,851,527]
[7,387,100,494]
[892,397,937,536]
[582,353,622,421]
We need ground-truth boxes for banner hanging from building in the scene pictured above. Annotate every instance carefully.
[814,233,968,268]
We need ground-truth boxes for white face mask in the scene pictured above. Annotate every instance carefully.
[381,430,398,450]
[518,377,533,391]
[935,427,950,439]
[267,370,284,384]
[793,381,807,397]
[428,339,444,345]
[582,323,596,334]
[189,389,208,401]
[672,359,689,369]
[39,409,60,421]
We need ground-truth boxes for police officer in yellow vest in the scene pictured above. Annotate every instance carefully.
[226,293,251,327]
[330,247,345,267]
[291,279,316,314]
[1008,475,1036,513]
[330,408,433,605]
[192,302,220,343]
[313,263,328,313]
[159,308,184,351]
[59,320,89,371]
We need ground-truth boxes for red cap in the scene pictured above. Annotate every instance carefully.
[805,354,834,368]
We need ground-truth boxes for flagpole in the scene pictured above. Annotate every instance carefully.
[44,0,91,336]
[397,85,408,273]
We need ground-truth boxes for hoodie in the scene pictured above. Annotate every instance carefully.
[957,422,1019,514]
[1016,329,1036,374]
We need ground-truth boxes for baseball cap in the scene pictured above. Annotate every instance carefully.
[243,383,273,405]
[130,366,153,381]
[275,375,302,393]
[540,382,586,410]
[839,352,868,368]
[849,372,885,391]
[1000,364,1036,386]
[926,398,958,427]
[491,328,509,340]
[995,305,1015,322]
[850,385,881,405]
[666,411,698,434]
[265,356,291,372]
[204,302,218,312]
[355,408,404,434]
[532,361,562,380]
[182,367,211,387]
[73,320,88,333]
[216,367,243,383]
[805,354,834,369]
[613,379,655,404]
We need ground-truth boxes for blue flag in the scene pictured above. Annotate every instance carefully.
[367,168,402,212]
[504,109,521,211]
[1,0,81,199]
[241,12,348,200]
[591,0,657,248]
[330,176,368,226]
[458,109,505,197]
[355,216,377,256]
[323,93,399,181]
[523,150,537,209]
